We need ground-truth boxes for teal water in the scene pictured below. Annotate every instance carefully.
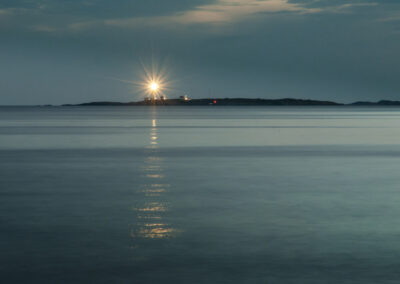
[1,106,400,283]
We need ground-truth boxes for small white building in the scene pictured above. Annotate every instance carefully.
[179,95,189,101]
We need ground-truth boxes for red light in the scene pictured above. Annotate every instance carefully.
[213,100,217,104]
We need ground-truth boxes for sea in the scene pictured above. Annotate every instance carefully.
[1,106,400,283]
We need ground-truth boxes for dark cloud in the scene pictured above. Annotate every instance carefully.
[0,0,214,17]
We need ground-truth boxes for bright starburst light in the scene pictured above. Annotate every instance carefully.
[107,57,175,100]
[149,82,159,92]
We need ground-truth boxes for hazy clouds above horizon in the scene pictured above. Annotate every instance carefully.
[1,0,400,104]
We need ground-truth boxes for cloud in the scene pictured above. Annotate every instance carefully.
[0,8,14,17]
[324,2,378,13]
[379,15,400,22]
[0,0,383,34]
[31,24,57,32]
[97,0,381,31]
[103,0,321,28]
[172,0,321,24]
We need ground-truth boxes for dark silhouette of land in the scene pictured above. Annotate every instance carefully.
[61,98,400,107]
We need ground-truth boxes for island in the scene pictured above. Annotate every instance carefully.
[60,98,400,107]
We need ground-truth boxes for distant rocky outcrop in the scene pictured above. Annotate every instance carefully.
[350,100,400,106]
[63,98,342,106]
[61,98,400,107]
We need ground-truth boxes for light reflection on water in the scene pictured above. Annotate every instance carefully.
[131,115,179,239]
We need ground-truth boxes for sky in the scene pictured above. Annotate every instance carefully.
[1,0,400,105]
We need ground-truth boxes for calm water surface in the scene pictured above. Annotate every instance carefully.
[1,106,400,283]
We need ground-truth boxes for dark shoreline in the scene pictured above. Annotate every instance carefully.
[59,98,400,107]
